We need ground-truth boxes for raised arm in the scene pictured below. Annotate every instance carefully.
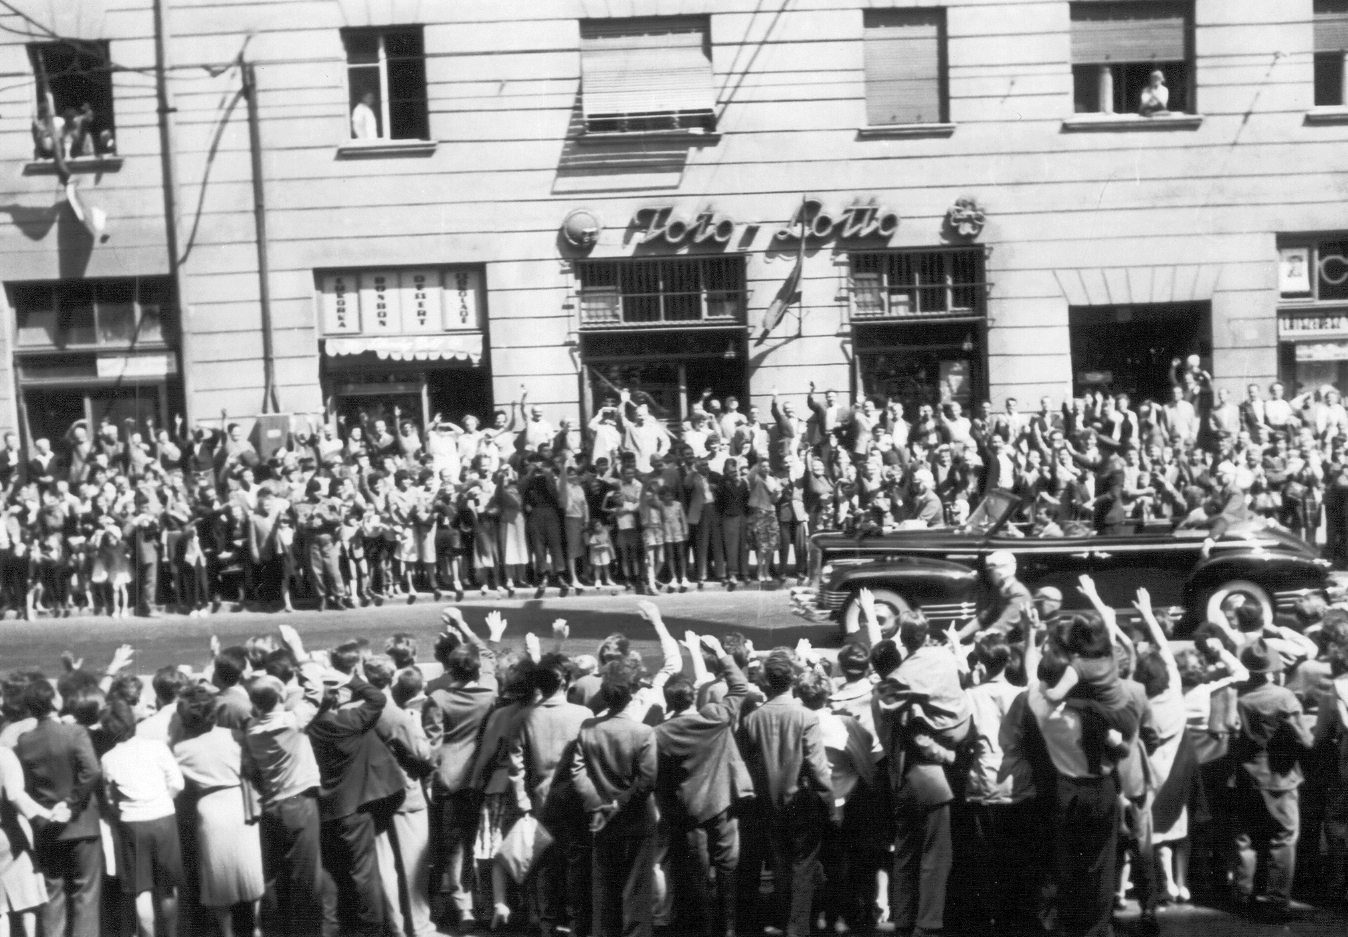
[637,600,682,688]
[1132,587,1180,689]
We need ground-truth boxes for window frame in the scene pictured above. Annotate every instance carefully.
[574,257,747,329]
[578,16,717,136]
[848,249,987,321]
[341,26,429,143]
[861,7,950,128]
[27,39,118,160]
[8,277,173,353]
[1067,1,1195,117]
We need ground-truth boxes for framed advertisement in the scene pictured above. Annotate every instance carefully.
[1280,247,1311,296]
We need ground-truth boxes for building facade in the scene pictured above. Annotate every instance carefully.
[1,0,1347,441]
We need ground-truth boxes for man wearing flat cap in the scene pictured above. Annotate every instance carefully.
[1230,640,1315,917]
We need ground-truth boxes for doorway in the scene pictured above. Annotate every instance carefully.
[1069,303,1211,403]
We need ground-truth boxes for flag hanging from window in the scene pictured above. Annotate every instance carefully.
[757,201,807,345]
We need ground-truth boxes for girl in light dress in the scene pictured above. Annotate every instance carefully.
[659,484,691,592]
[639,478,665,594]
[587,520,614,588]
[274,505,301,614]
[92,515,132,618]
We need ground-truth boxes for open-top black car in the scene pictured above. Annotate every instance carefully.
[790,490,1340,638]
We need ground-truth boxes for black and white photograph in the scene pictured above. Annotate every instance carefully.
[0,2,1346,937]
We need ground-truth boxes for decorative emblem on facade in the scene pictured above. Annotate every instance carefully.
[561,208,603,250]
[946,197,986,239]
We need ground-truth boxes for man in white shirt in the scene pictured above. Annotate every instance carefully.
[1263,382,1294,438]
[1161,384,1198,445]
[351,91,379,140]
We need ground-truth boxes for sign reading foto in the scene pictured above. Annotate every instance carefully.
[319,269,481,337]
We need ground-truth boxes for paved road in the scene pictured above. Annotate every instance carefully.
[0,585,826,674]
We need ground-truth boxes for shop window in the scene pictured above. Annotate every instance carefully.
[849,249,984,320]
[342,27,429,141]
[576,257,745,328]
[579,17,716,134]
[1070,2,1192,115]
[7,277,173,351]
[27,41,117,160]
[862,9,947,126]
[1316,0,1348,106]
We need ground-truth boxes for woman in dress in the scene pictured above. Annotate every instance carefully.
[464,467,500,595]
[0,744,55,937]
[172,686,264,937]
[494,466,528,597]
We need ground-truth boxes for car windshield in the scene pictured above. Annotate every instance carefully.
[959,490,1018,535]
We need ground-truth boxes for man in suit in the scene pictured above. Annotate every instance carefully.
[306,657,405,937]
[655,634,754,937]
[422,643,497,928]
[212,645,254,729]
[523,455,568,596]
[737,654,832,937]
[686,457,724,586]
[1239,382,1269,445]
[568,659,659,937]
[14,679,100,937]
[806,383,849,468]
[509,653,594,937]
[715,459,750,587]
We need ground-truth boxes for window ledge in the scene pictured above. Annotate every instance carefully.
[1061,113,1203,132]
[857,123,956,139]
[1305,106,1348,125]
[335,139,437,158]
[576,129,721,146]
[23,156,123,175]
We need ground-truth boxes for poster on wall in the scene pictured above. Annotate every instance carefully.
[319,273,361,334]
[319,268,481,336]
[1280,247,1312,296]
[939,360,969,404]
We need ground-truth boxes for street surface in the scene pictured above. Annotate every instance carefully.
[0,585,822,674]
[1,588,1346,936]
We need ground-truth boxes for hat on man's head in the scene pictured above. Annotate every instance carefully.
[1033,586,1063,604]
[1239,639,1283,675]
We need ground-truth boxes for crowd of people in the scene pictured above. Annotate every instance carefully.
[0,575,1344,937]
[9,355,1348,620]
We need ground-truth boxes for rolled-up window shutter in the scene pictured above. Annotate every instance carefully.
[1316,0,1348,52]
[581,18,714,120]
[1070,2,1188,64]
[863,9,944,126]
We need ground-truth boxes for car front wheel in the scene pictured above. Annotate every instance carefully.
[1204,579,1274,630]
[842,587,913,640]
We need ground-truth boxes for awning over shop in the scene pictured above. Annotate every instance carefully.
[324,333,483,364]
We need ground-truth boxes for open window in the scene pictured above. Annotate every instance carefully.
[1070,2,1193,116]
[27,40,117,160]
[342,26,429,141]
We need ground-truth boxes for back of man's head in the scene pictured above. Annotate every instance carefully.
[152,665,188,707]
[662,675,695,715]
[974,633,1012,679]
[22,679,56,719]
[596,633,630,665]
[794,668,831,711]
[870,640,903,678]
[762,653,796,696]
[363,655,396,689]
[446,645,481,684]
[433,632,462,668]
[1233,602,1265,634]
[214,646,249,688]
[534,653,571,698]
[263,648,297,684]
[598,658,639,713]
[392,668,425,709]
[898,612,929,653]
[329,641,362,675]
[246,675,285,715]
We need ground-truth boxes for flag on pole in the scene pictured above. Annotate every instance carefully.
[757,195,807,345]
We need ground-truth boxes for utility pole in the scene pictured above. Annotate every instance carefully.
[152,0,197,423]
[242,60,279,414]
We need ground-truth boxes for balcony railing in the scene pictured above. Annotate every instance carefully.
[578,288,745,329]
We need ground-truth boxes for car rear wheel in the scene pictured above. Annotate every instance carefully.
[842,588,913,640]
[1205,579,1274,629]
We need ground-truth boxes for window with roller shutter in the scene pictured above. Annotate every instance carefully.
[862,9,947,126]
[1070,1,1192,115]
[579,17,716,134]
[1314,0,1348,106]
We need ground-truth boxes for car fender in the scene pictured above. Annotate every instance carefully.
[1184,549,1328,605]
[829,557,979,605]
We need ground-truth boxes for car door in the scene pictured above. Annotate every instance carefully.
[998,537,1098,611]
[1079,532,1201,614]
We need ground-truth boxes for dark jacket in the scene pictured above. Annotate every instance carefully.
[654,655,755,825]
[14,718,101,840]
[737,694,832,811]
[306,677,405,821]
[568,711,658,830]
[423,682,497,795]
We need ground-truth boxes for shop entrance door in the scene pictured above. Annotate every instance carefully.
[333,380,427,434]
[22,388,86,447]
[580,329,747,426]
[1069,303,1211,402]
[22,385,165,450]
